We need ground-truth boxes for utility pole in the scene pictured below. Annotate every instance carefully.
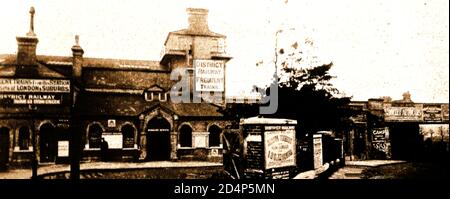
[29,104,38,179]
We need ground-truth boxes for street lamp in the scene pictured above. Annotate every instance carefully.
[28,104,38,179]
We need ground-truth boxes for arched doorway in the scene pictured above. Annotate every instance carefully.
[0,127,10,170]
[40,123,57,163]
[146,117,171,161]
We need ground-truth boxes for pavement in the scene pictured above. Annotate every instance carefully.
[1,160,407,179]
[328,160,406,179]
[293,160,407,179]
[0,161,222,179]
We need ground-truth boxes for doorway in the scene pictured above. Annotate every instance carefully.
[40,123,57,163]
[146,117,171,161]
[0,127,10,169]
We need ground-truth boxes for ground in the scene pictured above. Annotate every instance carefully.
[329,160,449,179]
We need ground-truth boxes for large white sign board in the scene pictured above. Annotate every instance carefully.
[194,60,225,92]
[57,141,69,157]
[102,133,123,149]
[264,126,296,169]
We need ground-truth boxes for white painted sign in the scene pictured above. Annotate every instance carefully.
[313,134,323,169]
[264,128,296,169]
[384,105,423,121]
[102,133,123,149]
[107,119,116,128]
[0,78,70,93]
[194,60,225,92]
[57,141,69,157]
[193,132,208,148]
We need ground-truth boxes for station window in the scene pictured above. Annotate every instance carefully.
[208,125,222,147]
[18,126,30,150]
[159,93,167,102]
[88,123,103,149]
[121,124,135,148]
[179,124,192,147]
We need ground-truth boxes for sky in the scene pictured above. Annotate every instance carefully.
[0,0,448,103]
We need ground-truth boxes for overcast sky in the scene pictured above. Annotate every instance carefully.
[0,0,448,103]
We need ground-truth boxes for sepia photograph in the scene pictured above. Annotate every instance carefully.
[0,0,448,196]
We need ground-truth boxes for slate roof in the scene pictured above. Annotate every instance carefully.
[0,54,169,77]
[77,92,224,117]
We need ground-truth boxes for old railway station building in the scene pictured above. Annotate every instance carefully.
[0,8,232,168]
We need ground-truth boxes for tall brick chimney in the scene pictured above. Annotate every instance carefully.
[186,8,210,34]
[15,7,39,77]
[71,35,84,81]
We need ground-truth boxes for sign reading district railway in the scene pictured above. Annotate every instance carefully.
[194,60,224,92]
[264,126,296,169]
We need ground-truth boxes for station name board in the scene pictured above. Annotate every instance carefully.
[0,94,62,105]
[194,60,224,92]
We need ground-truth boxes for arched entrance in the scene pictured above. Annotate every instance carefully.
[0,127,10,170]
[40,123,57,163]
[146,117,171,161]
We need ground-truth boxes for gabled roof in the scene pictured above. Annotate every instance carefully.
[146,84,166,92]
[83,57,168,71]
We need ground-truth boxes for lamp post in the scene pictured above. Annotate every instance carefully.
[28,104,38,179]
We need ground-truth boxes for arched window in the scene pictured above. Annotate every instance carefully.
[18,126,30,150]
[121,124,135,148]
[179,124,192,147]
[208,125,222,147]
[88,123,103,149]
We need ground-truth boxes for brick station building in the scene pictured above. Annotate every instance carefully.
[0,7,233,168]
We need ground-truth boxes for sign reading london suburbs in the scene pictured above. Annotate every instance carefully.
[194,60,224,92]
[0,79,70,93]
[0,78,70,105]
[264,126,296,169]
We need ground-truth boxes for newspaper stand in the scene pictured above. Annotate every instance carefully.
[241,117,297,179]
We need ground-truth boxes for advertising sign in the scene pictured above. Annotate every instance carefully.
[372,127,389,153]
[442,104,449,121]
[102,133,123,149]
[57,141,69,157]
[0,78,70,106]
[264,126,296,169]
[194,60,224,92]
[423,104,442,122]
[384,105,423,121]
[0,79,70,93]
[0,94,63,105]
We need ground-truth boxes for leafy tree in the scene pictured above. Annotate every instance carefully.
[260,35,353,138]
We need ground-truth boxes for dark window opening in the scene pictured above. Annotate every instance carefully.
[209,125,222,147]
[88,124,103,149]
[179,125,192,147]
[18,127,30,150]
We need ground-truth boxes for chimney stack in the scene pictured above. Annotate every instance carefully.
[15,7,39,76]
[71,35,84,81]
[186,8,209,34]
